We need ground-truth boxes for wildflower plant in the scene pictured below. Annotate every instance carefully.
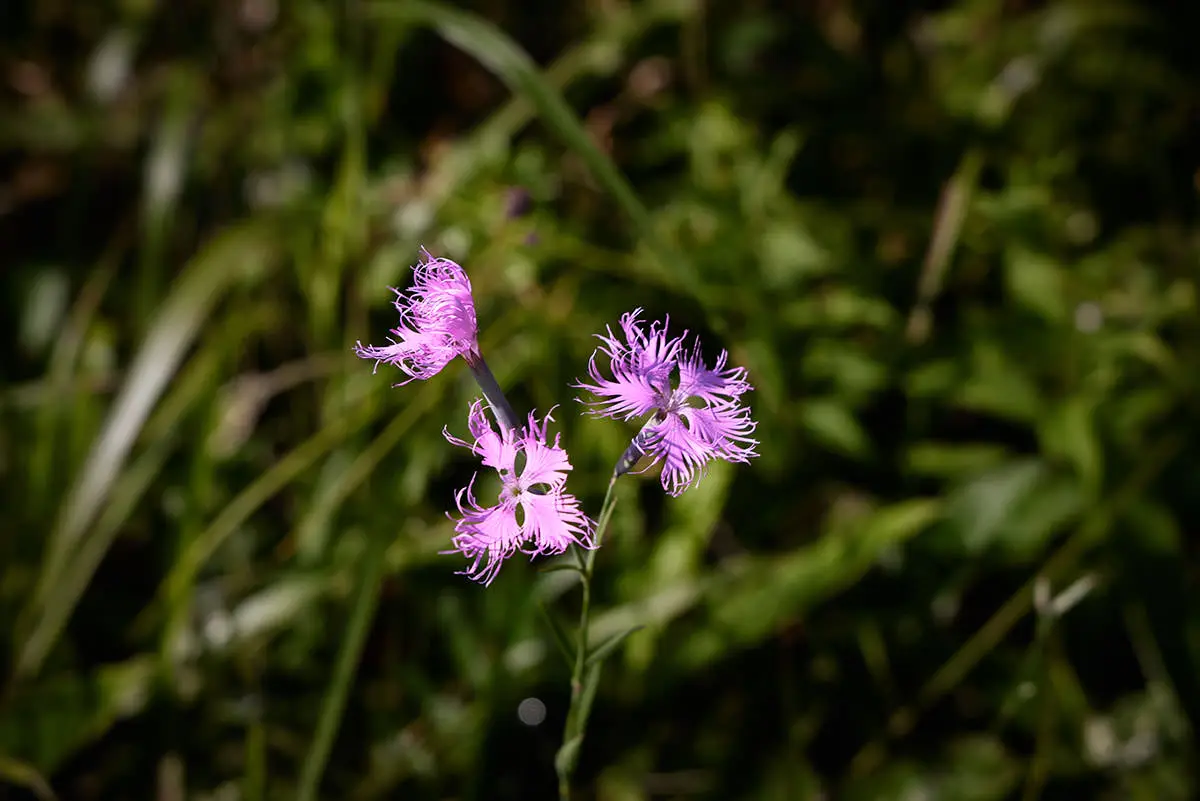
[357,250,759,799]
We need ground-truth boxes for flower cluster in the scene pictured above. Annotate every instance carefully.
[575,309,758,495]
[357,252,759,582]
[443,401,593,585]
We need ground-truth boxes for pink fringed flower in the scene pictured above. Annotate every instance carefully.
[355,250,479,382]
[444,400,594,585]
[575,308,758,496]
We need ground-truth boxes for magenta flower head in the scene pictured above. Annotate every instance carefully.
[443,400,595,585]
[354,249,479,383]
[575,308,759,496]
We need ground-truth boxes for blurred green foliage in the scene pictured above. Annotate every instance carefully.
[2,0,1199,798]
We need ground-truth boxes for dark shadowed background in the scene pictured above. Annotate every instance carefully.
[3,0,1199,799]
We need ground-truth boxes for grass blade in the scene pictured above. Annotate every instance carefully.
[366,0,702,295]
[295,530,390,801]
[19,221,279,678]
[584,625,644,669]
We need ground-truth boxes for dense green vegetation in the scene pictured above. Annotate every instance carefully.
[3,0,1199,798]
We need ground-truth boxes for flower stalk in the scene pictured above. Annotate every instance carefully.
[465,352,522,434]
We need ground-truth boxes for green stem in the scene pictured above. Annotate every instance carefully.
[556,474,620,801]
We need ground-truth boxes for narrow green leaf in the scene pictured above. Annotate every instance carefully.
[244,719,266,801]
[1038,395,1103,498]
[557,664,604,784]
[554,734,583,782]
[1005,247,1067,322]
[162,401,369,614]
[575,664,604,740]
[945,459,1045,553]
[538,602,577,668]
[945,460,1083,558]
[295,532,390,801]
[584,625,645,669]
[0,657,155,772]
[854,498,945,552]
[16,343,224,679]
[800,399,871,458]
[24,220,278,678]
[905,441,1011,478]
[30,255,115,517]
[366,0,703,298]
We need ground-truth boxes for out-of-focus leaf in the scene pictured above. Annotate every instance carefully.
[842,759,926,801]
[945,459,1045,553]
[799,399,871,458]
[758,221,830,288]
[906,359,959,398]
[845,736,1019,801]
[783,289,897,330]
[999,473,1084,559]
[639,461,732,589]
[585,625,645,668]
[161,399,373,644]
[1006,247,1068,321]
[1039,395,1103,497]
[18,222,280,679]
[802,340,888,402]
[905,442,1011,478]
[1110,388,1176,448]
[0,657,155,772]
[0,755,56,801]
[368,0,704,298]
[935,735,1021,800]
[667,498,941,668]
[954,342,1044,422]
[852,498,946,553]
[1121,500,1181,554]
[19,269,69,356]
[174,575,331,661]
[944,459,1084,557]
[296,532,389,801]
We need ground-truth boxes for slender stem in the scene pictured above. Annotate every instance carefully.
[467,345,620,797]
[556,474,620,801]
[466,352,521,433]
